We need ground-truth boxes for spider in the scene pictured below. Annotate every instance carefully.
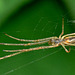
[0,18,75,60]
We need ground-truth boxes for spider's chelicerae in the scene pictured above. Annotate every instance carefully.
[0,18,75,60]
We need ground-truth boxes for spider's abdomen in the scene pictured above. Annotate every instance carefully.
[64,36,75,44]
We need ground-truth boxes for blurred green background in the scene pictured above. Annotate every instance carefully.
[0,0,75,75]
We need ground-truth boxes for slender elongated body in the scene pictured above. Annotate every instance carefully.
[0,18,75,60]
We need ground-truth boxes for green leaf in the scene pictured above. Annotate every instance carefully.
[0,1,75,75]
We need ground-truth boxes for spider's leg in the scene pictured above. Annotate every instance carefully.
[0,51,23,60]
[4,33,38,42]
[63,42,75,46]
[4,33,58,42]
[4,45,58,52]
[0,45,59,60]
[0,40,49,46]
[59,18,64,39]
[61,43,70,53]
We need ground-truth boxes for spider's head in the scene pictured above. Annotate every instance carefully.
[48,38,62,45]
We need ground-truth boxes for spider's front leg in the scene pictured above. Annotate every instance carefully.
[4,33,58,42]
[0,51,23,60]
[4,45,59,52]
[0,45,59,60]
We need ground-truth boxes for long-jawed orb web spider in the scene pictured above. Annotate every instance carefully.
[0,18,75,60]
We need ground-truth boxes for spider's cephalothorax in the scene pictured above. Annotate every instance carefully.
[48,38,63,46]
